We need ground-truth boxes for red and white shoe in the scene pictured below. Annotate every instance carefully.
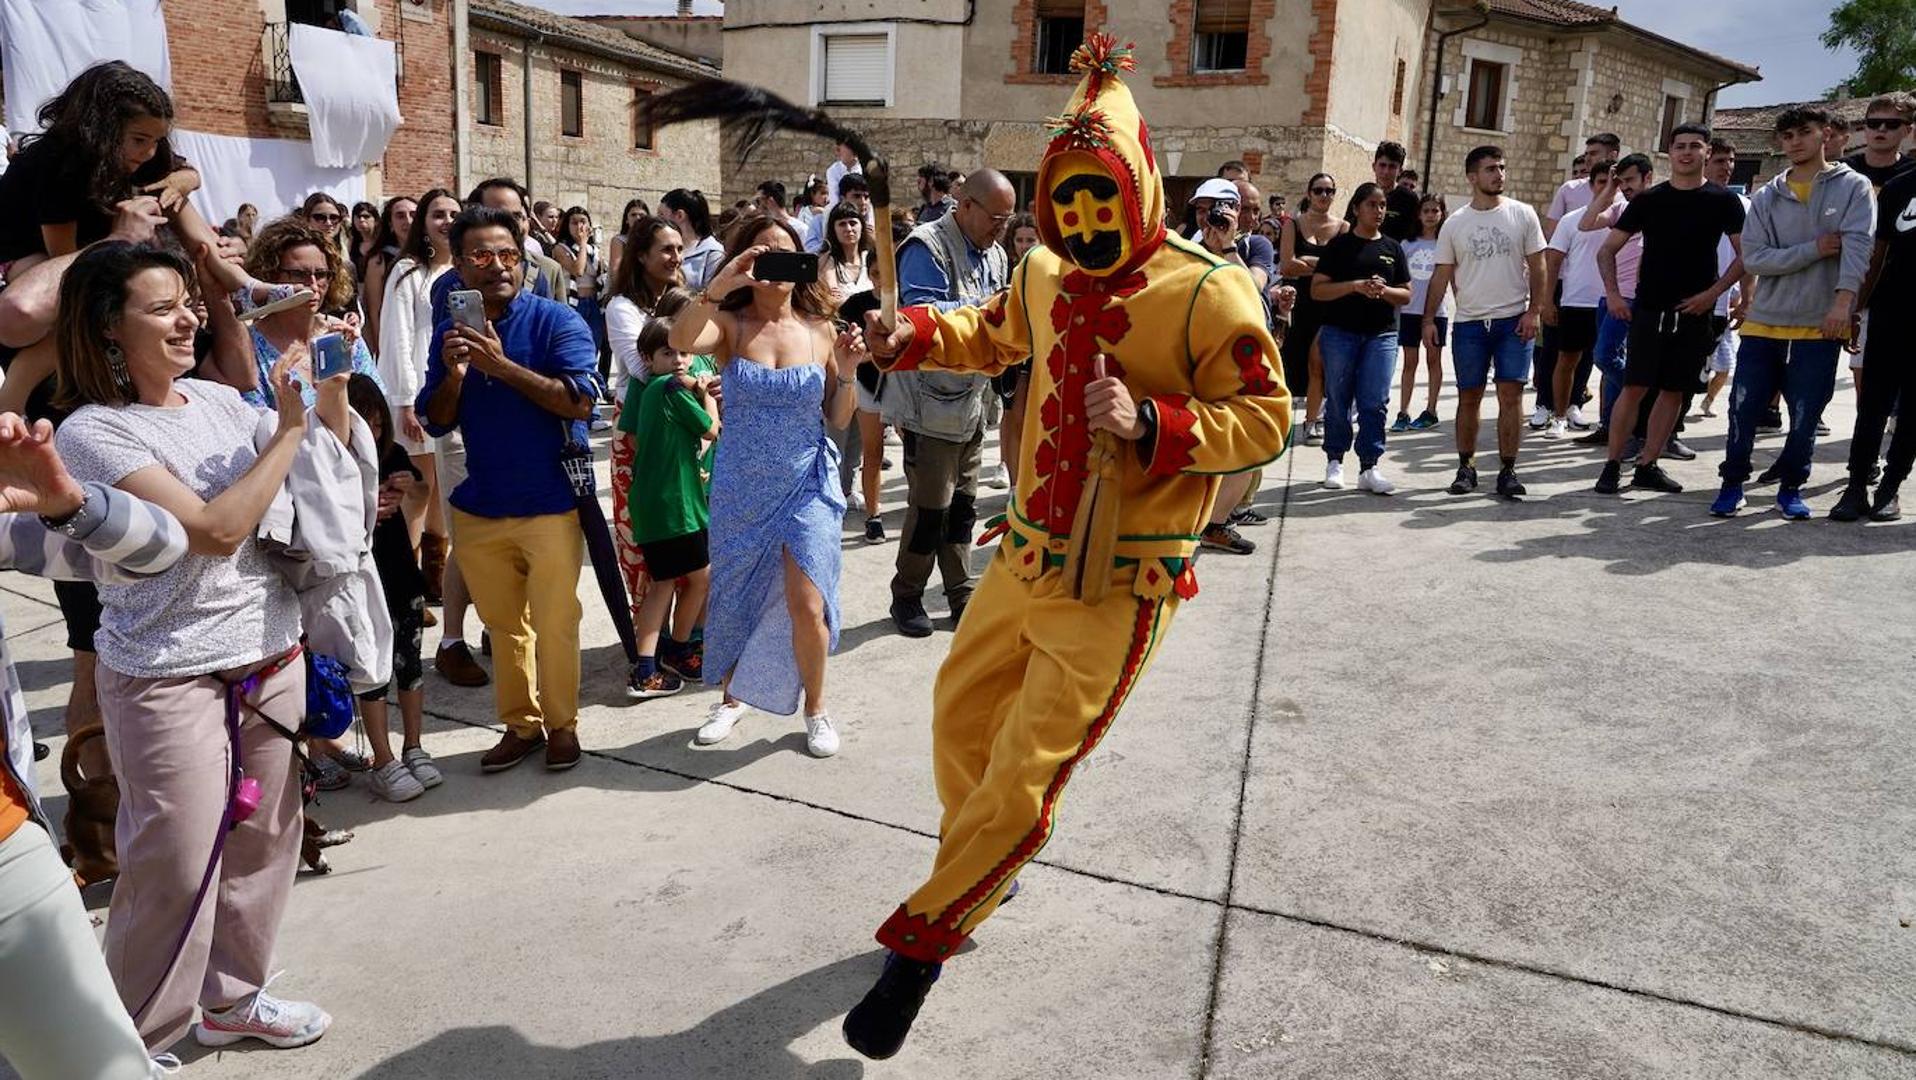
[194,977,331,1049]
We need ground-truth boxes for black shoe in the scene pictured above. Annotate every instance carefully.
[1754,463,1781,486]
[1496,465,1526,499]
[1595,461,1622,494]
[1575,426,1609,446]
[1830,483,1872,522]
[1872,487,1903,521]
[1200,523,1256,555]
[1662,437,1698,462]
[1446,465,1478,495]
[1757,408,1784,433]
[1228,507,1270,527]
[1816,421,1831,436]
[948,596,968,627]
[864,517,886,544]
[890,598,934,638]
[1632,462,1683,493]
[843,953,941,1060]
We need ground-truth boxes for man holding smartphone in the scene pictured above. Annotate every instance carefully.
[417,207,599,773]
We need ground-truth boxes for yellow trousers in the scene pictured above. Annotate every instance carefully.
[451,510,585,739]
[876,549,1180,963]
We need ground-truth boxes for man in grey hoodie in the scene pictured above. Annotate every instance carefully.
[1711,106,1874,519]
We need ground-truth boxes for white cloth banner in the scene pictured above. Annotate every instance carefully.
[171,129,365,227]
[0,0,172,137]
[288,24,400,168]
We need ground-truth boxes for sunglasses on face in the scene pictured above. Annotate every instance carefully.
[1865,117,1908,130]
[309,212,342,224]
[464,248,523,269]
[1310,187,1336,196]
[274,267,333,283]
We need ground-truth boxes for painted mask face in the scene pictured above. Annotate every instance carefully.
[1047,153,1131,275]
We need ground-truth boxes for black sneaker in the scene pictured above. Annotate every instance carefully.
[1662,437,1698,462]
[1757,407,1784,433]
[1816,421,1831,436]
[1446,465,1478,495]
[1754,463,1781,486]
[1575,426,1609,446]
[626,668,683,700]
[1200,523,1256,555]
[864,517,886,544]
[1595,461,1623,494]
[1830,483,1872,522]
[1496,465,1527,499]
[843,952,942,1060]
[948,596,968,626]
[1228,507,1270,527]
[1632,462,1683,493]
[891,598,934,638]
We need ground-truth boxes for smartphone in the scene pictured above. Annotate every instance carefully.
[753,251,819,284]
[311,332,353,379]
[447,289,486,333]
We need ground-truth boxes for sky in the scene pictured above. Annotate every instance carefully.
[521,0,1853,108]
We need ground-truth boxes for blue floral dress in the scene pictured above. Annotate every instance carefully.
[240,328,382,409]
[704,357,844,714]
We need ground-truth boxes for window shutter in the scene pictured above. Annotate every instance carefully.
[823,34,889,104]
[1194,0,1251,34]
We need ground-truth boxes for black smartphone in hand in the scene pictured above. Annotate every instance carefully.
[753,251,819,284]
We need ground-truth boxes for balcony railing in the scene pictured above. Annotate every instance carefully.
[265,19,405,107]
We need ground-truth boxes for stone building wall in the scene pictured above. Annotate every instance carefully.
[467,28,720,227]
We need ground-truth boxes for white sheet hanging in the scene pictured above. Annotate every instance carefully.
[171,129,366,226]
[0,0,172,136]
[288,23,401,169]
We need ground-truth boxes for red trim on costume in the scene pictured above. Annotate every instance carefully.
[1231,333,1279,396]
[1028,271,1148,534]
[876,598,1160,964]
[886,306,940,372]
[1144,395,1199,476]
[1174,563,1200,600]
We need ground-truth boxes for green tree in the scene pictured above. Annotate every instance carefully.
[1823,0,1916,97]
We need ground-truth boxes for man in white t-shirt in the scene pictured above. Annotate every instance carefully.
[1539,161,1614,438]
[826,142,863,209]
[1545,133,1622,238]
[1421,145,1548,499]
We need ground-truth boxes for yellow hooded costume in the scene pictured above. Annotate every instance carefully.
[872,35,1290,964]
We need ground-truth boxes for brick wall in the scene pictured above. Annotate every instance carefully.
[1005,0,1109,85]
[163,0,275,139]
[378,0,456,198]
[467,29,720,228]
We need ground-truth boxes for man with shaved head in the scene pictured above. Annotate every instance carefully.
[884,168,1017,637]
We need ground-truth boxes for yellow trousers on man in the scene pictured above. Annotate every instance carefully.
[876,550,1180,963]
[450,510,585,739]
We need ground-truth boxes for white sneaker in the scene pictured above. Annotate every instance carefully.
[194,979,331,1049]
[401,746,443,789]
[1544,417,1567,440]
[1566,404,1592,430]
[1528,405,1549,429]
[804,713,840,758]
[368,760,424,803]
[1358,467,1397,495]
[844,491,863,516]
[985,462,1011,490]
[696,701,749,745]
[1323,460,1346,489]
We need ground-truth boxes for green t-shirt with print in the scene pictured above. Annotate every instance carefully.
[628,373,716,544]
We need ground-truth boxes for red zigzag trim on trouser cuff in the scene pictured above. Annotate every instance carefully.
[875,597,1160,964]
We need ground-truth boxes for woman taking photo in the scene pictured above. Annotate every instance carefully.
[605,197,650,286]
[670,212,862,759]
[1311,182,1411,495]
[1281,172,1345,446]
[378,189,481,685]
[54,242,334,1054]
[238,216,380,408]
[605,215,685,633]
[551,206,609,386]
[818,200,881,527]
[359,195,416,356]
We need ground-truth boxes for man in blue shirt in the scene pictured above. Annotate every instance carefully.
[418,207,598,774]
[884,169,1014,638]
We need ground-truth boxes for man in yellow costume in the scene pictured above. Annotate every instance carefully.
[842,35,1291,1059]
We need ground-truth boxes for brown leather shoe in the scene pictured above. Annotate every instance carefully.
[545,727,581,771]
[480,730,544,773]
[435,641,489,687]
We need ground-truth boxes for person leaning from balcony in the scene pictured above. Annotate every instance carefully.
[418,207,599,775]
[54,242,344,1055]
[0,61,289,417]
[661,188,725,290]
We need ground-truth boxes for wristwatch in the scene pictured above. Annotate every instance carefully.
[39,485,102,539]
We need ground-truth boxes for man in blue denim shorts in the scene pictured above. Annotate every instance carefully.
[1421,145,1547,498]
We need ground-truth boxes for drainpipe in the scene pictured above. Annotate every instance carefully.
[1422,4,1491,184]
[1701,76,1740,126]
[522,31,543,192]
[452,0,472,196]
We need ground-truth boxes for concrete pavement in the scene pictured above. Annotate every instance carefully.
[10,373,1916,1079]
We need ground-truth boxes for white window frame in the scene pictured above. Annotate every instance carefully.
[1454,39,1523,136]
[810,23,896,108]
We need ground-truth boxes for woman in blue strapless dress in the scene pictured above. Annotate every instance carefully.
[666,212,863,757]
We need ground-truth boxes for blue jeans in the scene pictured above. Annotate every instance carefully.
[1451,315,1533,390]
[1318,325,1397,467]
[1718,336,1840,489]
[1593,305,1630,423]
